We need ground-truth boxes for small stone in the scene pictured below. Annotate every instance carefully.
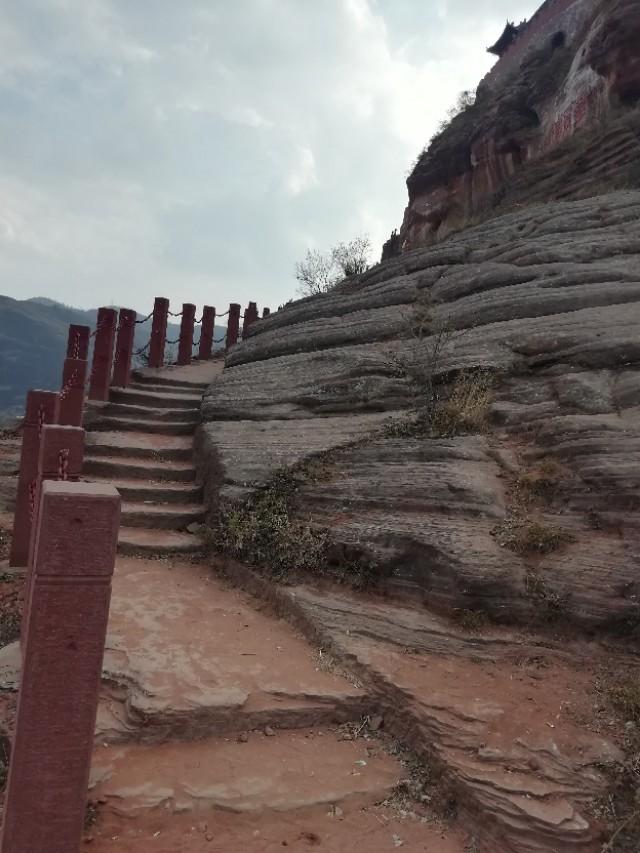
[84,837,94,845]
[238,732,249,743]
[332,806,344,819]
[264,725,275,737]
[339,732,353,741]
[186,522,202,535]
[197,822,208,833]
[369,715,384,732]
[393,834,404,847]
[625,721,637,731]
[205,832,214,842]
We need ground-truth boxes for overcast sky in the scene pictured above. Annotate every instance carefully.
[0,0,539,314]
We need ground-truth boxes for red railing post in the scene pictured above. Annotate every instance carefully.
[198,306,215,360]
[9,391,59,568]
[88,307,117,401]
[246,301,259,333]
[58,358,87,427]
[148,297,169,369]
[177,303,196,366]
[262,307,271,318]
[0,481,120,853]
[66,325,90,360]
[24,424,85,643]
[226,303,241,349]
[111,308,136,388]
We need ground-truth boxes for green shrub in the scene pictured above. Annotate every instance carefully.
[505,520,573,555]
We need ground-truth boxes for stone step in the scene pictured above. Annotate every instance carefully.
[117,527,203,556]
[89,730,401,818]
[120,502,205,529]
[89,417,196,436]
[131,371,210,391]
[84,477,203,505]
[127,381,204,397]
[110,388,202,410]
[102,402,200,423]
[85,432,193,462]
[83,456,196,483]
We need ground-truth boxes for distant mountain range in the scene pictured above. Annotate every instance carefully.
[0,296,225,420]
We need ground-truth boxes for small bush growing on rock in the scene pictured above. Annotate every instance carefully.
[524,571,571,621]
[503,520,573,555]
[214,472,328,580]
[212,463,378,587]
[593,676,640,852]
[451,608,489,632]
[0,526,8,562]
[429,370,493,437]
[389,293,493,438]
[384,369,494,440]
[609,683,640,725]
[295,236,372,296]
[516,459,566,501]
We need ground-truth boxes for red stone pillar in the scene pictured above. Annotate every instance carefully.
[198,306,215,360]
[23,425,86,641]
[111,308,136,388]
[262,307,271,318]
[241,302,259,337]
[148,297,169,369]
[0,481,120,853]
[58,358,87,427]
[66,325,90,360]
[26,423,85,566]
[177,303,196,366]
[9,391,59,568]
[226,303,241,349]
[88,307,117,401]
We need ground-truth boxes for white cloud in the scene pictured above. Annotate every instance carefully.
[0,0,542,312]
[286,146,319,197]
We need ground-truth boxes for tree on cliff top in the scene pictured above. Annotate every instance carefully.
[295,235,371,296]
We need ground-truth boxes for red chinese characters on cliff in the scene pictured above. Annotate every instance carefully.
[544,84,602,149]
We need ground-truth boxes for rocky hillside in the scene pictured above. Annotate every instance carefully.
[200,190,640,638]
[401,0,640,249]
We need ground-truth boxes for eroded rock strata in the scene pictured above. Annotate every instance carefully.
[201,191,640,636]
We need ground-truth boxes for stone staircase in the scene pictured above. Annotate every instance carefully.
[83,371,210,557]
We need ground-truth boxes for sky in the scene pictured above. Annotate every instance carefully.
[0,0,539,314]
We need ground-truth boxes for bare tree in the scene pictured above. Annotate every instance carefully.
[294,249,337,297]
[333,236,371,278]
[295,235,372,297]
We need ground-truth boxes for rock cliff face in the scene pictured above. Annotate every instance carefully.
[201,191,640,637]
[401,0,640,250]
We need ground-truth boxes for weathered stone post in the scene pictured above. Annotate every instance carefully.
[26,424,85,576]
[0,481,120,853]
[9,391,59,568]
[262,307,271,318]
[226,303,241,349]
[88,307,117,401]
[242,301,259,336]
[148,297,169,369]
[58,357,87,427]
[198,306,216,360]
[177,303,196,366]
[66,324,90,360]
[111,308,137,388]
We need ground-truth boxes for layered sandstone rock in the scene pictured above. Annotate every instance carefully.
[224,569,629,853]
[401,0,640,249]
[201,191,640,635]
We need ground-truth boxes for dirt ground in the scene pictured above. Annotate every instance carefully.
[85,805,469,852]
